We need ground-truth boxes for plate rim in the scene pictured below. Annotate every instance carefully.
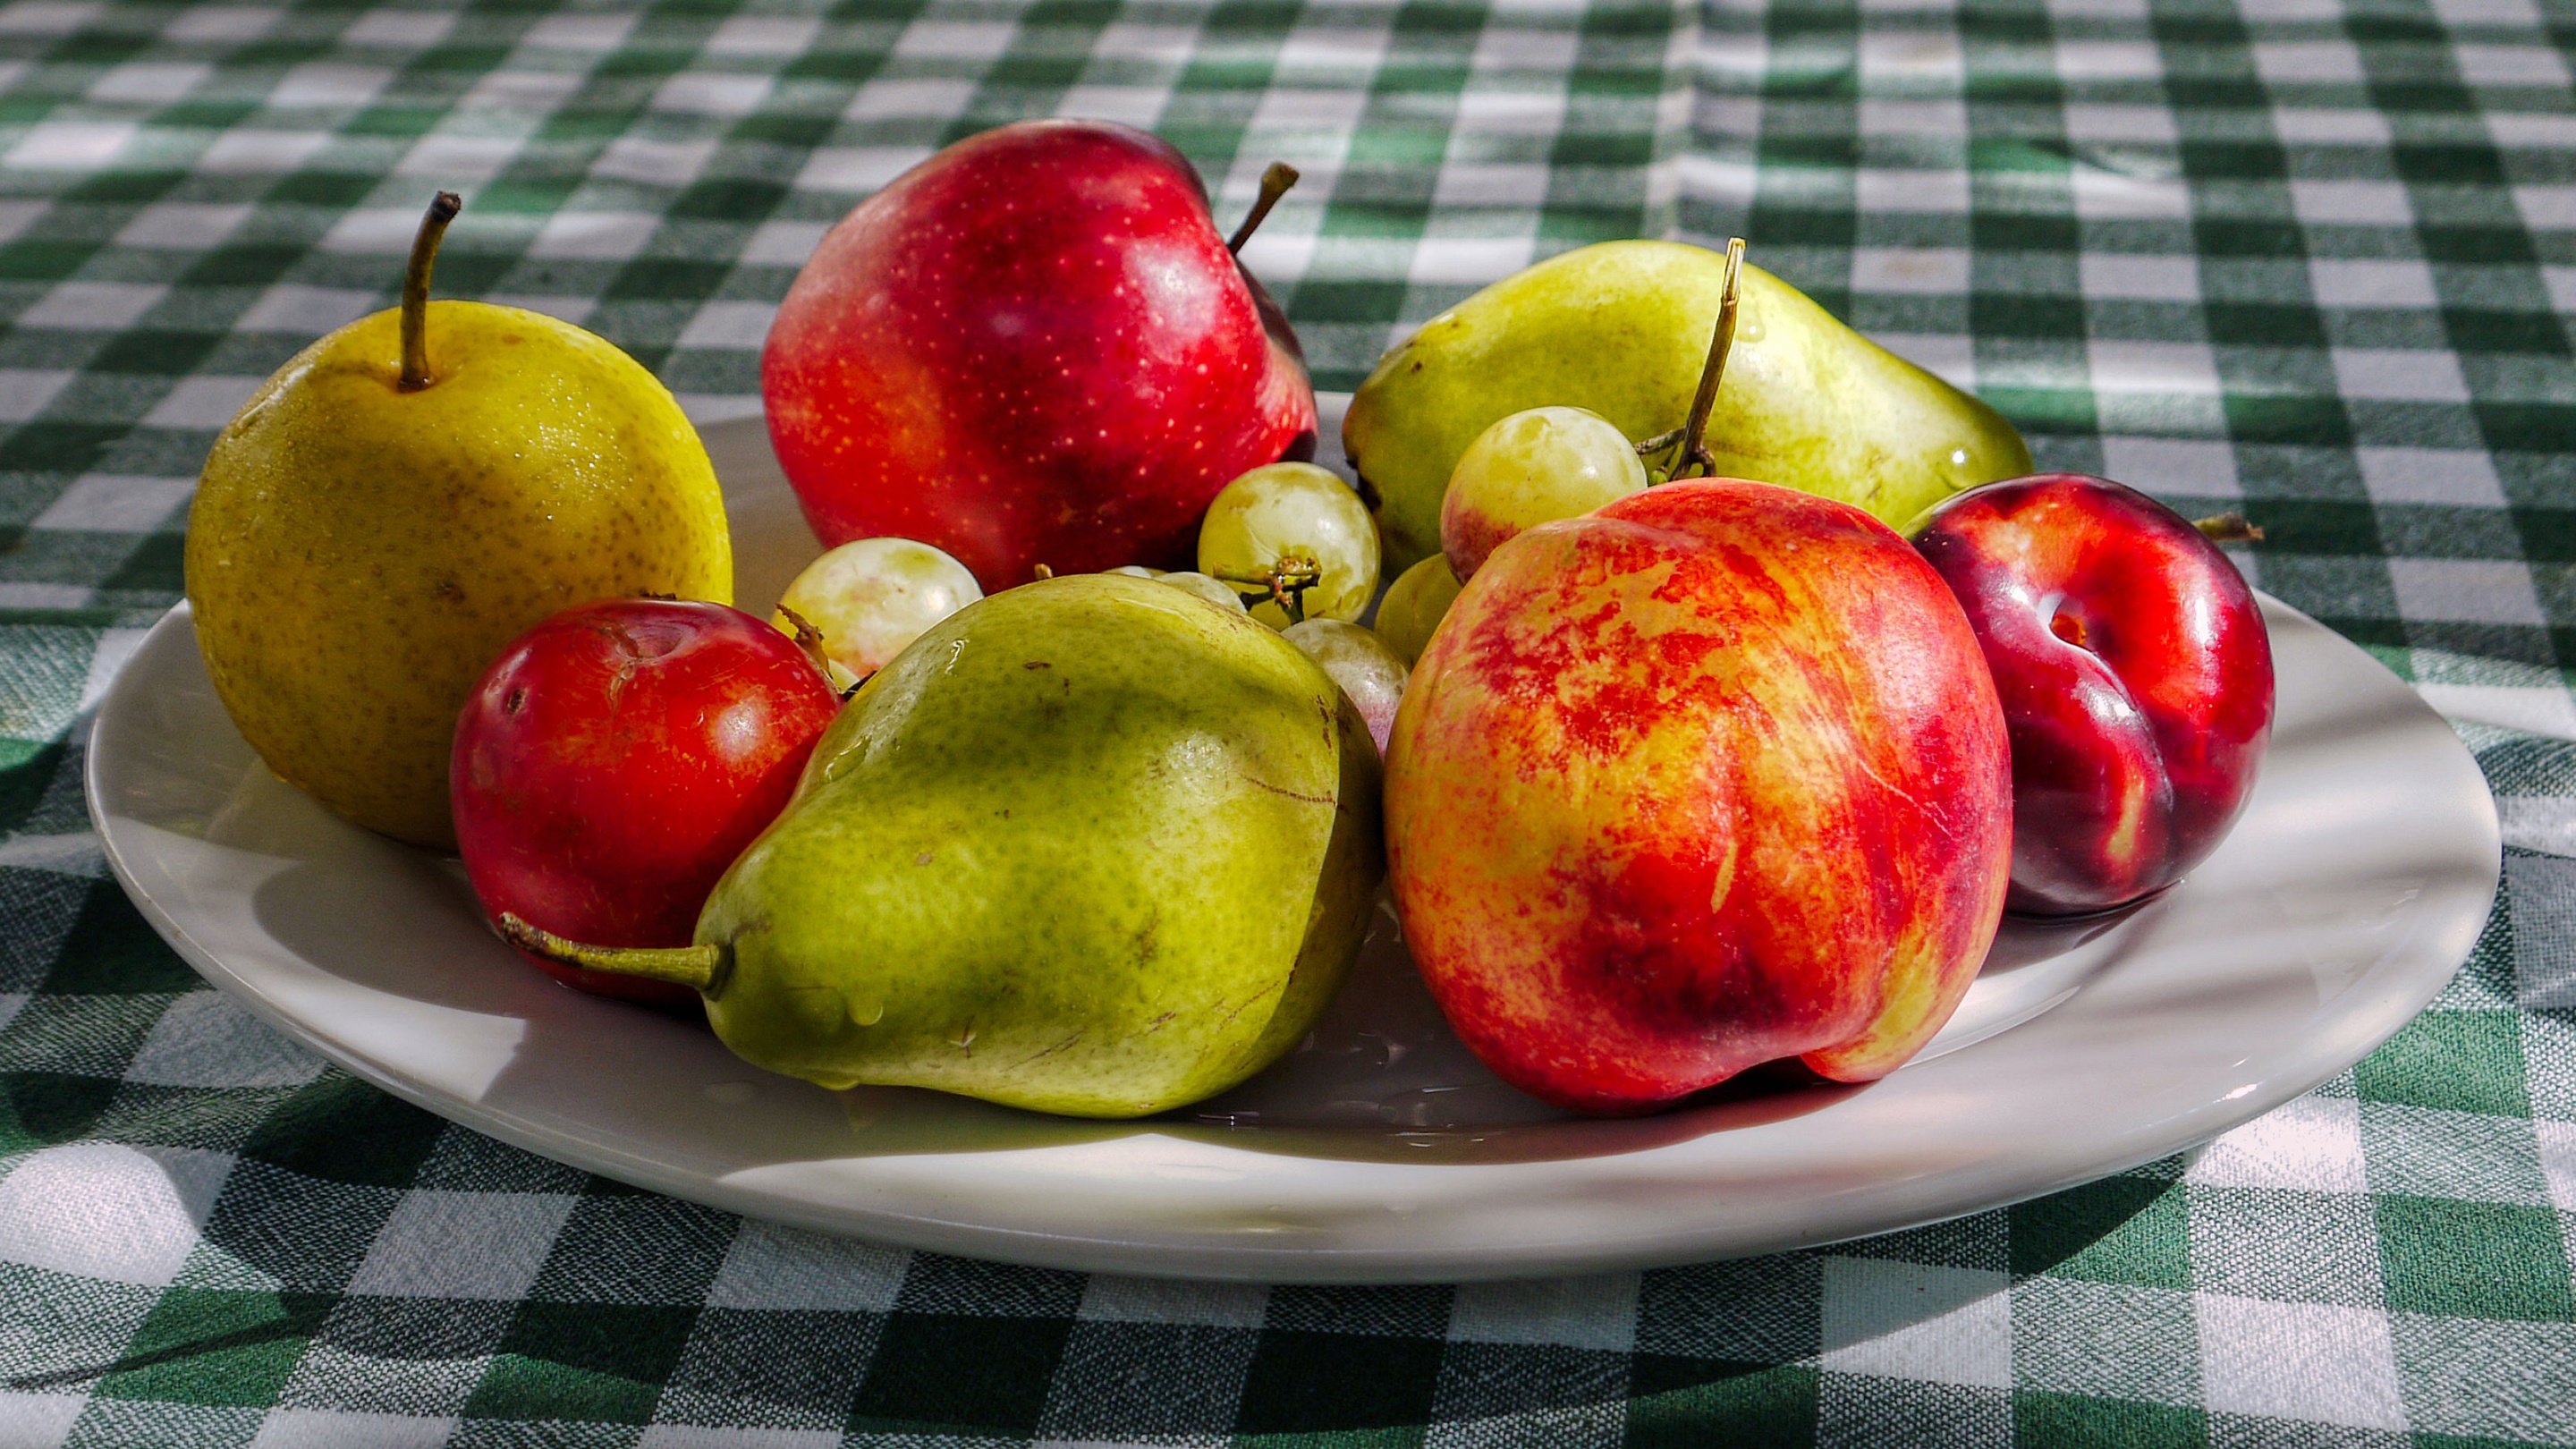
[86,591,2503,1283]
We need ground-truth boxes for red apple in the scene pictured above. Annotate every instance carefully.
[452,599,843,1004]
[762,119,1318,593]
[1385,479,2012,1115]
[1910,473,2274,916]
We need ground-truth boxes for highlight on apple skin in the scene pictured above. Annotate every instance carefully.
[761,119,1318,593]
[1383,478,2015,1116]
[1910,473,2275,917]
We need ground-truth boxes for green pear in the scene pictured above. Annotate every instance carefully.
[1343,239,2034,569]
[513,573,1383,1119]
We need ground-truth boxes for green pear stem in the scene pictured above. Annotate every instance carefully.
[496,912,729,995]
[399,191,462,392]
[1226,162,1300,256]
[2194,512,2264,544]
[1666,236,1748,480]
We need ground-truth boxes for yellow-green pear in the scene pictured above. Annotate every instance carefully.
[506,574,1385,1119]
[1343,239,2034,569]
[187,194,732,848]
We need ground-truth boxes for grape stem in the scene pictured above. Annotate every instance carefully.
[774,603,836,683]
[398,191,462,392]
[1639,236,1747,481]
[1227,163,1300,256]
[1214,554,1321,623]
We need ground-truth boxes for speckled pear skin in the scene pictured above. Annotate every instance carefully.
[1343,240,2035,570]
[186,301,733,849]
[693,573,1385,1118]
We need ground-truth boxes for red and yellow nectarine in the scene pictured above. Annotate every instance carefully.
[1385,479,2012,1115]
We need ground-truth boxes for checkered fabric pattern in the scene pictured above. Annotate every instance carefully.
[0,0,2569,1442]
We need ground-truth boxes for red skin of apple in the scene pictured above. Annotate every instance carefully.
[452,599,843,1006]
[762,119,1318,593]
[1910,474,2275,916]
[1385,479,2013,1115]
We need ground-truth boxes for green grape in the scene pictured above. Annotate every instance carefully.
[1283,619,1406,755]
[1372,554,1462,666]
[1438,406,1648,580]
[775,537,981,691]
[1196,462,1381,630]
[1152,571,1249,614]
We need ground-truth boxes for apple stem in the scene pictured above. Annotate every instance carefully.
[2193,512,2264,544]
[1226,162,1300,256]
[398,191,462,393]
[775,602,837,684]
[497,912,730,995]
[1659,236,1747,481]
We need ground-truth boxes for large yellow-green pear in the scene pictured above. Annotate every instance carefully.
[187,195,731,848]
[1343,240,2034,569]
[510,573,1385,1118]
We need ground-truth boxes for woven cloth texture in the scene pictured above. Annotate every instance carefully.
[1,0,2572,1444]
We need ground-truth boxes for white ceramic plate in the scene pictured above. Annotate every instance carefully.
[89,411,2501,1284]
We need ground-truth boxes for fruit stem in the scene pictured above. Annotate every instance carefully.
[775,603,836,683]
[2194,512,2264,544]
[496,912,729,995]
[399,191,462,392]
[1665,236,1747,481]
[1214,554,1320,623]
[1227,162,1300,256]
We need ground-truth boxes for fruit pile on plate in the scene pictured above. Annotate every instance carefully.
[182,121,2275,1123]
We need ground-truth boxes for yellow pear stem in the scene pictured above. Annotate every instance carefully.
[1226,162,1300,255]
[496,912,728,995]
[1667,236,1747,480]
[2194,512,2264,544]
[398,191,462,392]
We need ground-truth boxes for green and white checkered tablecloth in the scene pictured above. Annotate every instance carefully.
[0,0,2569,1443]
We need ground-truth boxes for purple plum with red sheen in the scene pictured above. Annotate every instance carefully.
[1910,473,2275,916]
